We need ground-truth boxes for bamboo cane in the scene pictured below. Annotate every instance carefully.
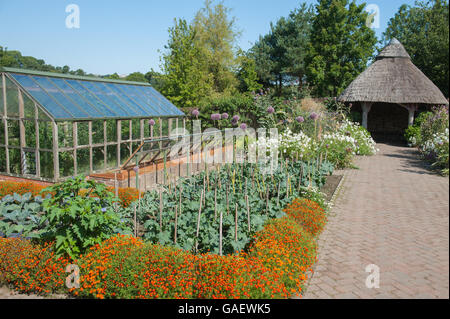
[214,187,217,220]
[133,204,137,237]
[159,187,163,229]
[246,194,250,233]
[234,203,238,242]
[195,190,204,253]
[219,209,223,256]
[174,204,178,244]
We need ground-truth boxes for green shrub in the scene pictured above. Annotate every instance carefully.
[39,175,130,259]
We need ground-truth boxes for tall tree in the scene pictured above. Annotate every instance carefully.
[384,0,449,97]
[250,3,313,93]
[160,19,213,109]
[235,50,262,93]
[193,0,240,93]
[306,0,377,97]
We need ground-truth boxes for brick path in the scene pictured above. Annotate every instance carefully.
[304,143,449,299]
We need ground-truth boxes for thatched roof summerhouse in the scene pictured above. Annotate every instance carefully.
[338,39,448,138]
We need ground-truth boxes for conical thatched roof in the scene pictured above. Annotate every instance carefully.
[338,39,449,105]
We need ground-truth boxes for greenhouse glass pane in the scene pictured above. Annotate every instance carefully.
[49,78,103,118]
[5,77,19,117]
[117,85,162,116]
[107,83,151,116]
[31,76,89,119]
[143,86,184,116]
[80,81,130,117]
[64,80,117,118]
[94,82,140,117]
[9,74,72,119]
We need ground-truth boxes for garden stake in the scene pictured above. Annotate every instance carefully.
[114,171,118,198]
[277,183,280,206]
[159,187,163,229]
[246,194,250,233]
[251,168,255,188]
[214,187,217,220]
[174,204,178,245]
[179,185,182,216]
[219,209,223,256]
[133,204,137,237]
[235,203,238,242]
[195,189,204,253]
[226,183,229,214]
[203,176,206,206]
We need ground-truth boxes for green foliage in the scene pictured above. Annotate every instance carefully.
[119,160,332,255]
[0,46,90,77]
[125,72,147,83]
[193,0,241,94]
[198,92,253,129]
[0,193,48,239]
[236,51,262,93]
[250,3,313,93]
[306,0,377,97]
[39,175,130,259]
[384,0,449,96]
[160,18,213,109]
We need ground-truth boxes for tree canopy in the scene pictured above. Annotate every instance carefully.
[250,3,314,93]
[305,0,377,97]
[384,0,449,97]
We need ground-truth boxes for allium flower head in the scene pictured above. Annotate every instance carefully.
[221,113,229,119]
[133,166,139,173]
[149,119,156,126]
[310,112,319,120]
[267,106,275,114]
[192,109,200,117]
[296,116,304,123]
[240,123,247,130]
[232,115,240,122]
[211,113,221,121]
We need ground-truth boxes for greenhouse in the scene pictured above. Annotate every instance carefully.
[0,67,185,182]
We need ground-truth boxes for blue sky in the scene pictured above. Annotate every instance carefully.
[0,0,416,76]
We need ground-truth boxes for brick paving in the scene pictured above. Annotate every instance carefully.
[304,143,449,299]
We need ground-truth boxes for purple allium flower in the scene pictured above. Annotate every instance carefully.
[133,166,139,173]
[232,115,240,122]
[267,106,275,114]
[309,112,319,120]
[149,119,156,126]
[192,109,200,117]
[221,113,229,120]
[211,113,221,121]
[296,116,304,123]
[240,123,247,130]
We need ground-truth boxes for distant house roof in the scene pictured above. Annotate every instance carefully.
[1,67,185,120]
[338,39,448,105]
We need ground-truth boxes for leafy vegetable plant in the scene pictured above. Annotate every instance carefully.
[39,175,130,259]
